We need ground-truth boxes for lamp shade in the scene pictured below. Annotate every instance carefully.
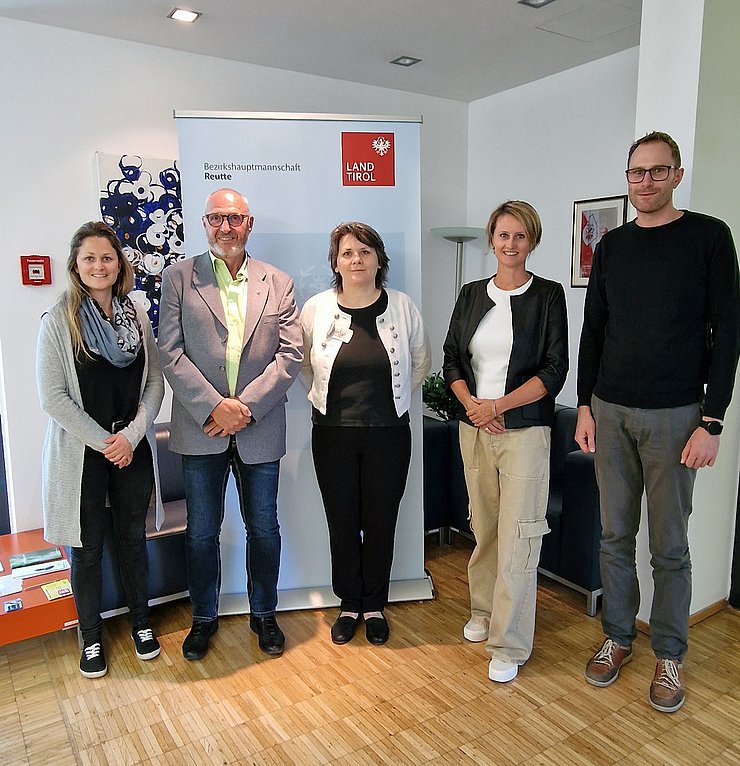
[431,226,486,244]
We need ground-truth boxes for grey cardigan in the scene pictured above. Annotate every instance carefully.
[37,300,164,547]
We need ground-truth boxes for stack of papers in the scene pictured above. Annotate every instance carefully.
[12,559,70,580]
[0,575,22,597]
[7,546,68,580]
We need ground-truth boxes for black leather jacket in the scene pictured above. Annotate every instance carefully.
[443,274,568,429]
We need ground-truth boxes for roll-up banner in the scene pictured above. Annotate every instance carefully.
[174,112,431,613]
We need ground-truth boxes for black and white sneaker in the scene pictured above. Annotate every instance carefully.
[132,626,161,660]
[80,641,108,678]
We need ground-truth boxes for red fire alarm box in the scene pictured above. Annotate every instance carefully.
[21,255,52,285]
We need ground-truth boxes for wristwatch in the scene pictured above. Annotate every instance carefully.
[699,420,723,436]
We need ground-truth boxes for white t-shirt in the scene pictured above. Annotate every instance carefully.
[469,275,533,399]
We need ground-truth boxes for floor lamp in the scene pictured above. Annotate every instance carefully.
[431,227,486,297]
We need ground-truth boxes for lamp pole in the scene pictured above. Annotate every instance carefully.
[431,227,486,296]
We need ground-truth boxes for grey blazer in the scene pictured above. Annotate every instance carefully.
[158,252,302,463]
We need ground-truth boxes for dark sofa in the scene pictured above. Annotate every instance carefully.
[423,404,603,615]
[422,416,471,543]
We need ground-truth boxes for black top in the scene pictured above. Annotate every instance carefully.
[443,274,568,429]
[577,211,740,418]
[313,290,408,427]
[75,345,145,432]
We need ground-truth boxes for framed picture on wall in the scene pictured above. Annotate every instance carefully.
[571,195,628,287]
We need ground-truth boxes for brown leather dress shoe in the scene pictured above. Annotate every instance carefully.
[585,637,633,686]
[649,659,685,713]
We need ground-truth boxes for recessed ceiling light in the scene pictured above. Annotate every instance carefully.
[518,0,557,8]
[168,8,201,23]
[390,56,422,68]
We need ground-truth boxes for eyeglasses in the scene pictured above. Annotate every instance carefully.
[625,165,676,183]
[203,213,249,227]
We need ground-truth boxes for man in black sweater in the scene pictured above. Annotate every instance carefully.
[576,131,739,713]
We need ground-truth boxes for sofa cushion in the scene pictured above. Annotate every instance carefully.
[145,498,187,539]
[155,423,185,503]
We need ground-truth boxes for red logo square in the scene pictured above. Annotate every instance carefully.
[341,132,395,187]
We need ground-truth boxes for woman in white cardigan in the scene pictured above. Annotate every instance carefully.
[37,221,163,679]
[300,222,431,646]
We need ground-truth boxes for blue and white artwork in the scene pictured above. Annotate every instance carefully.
[96,153,184,335]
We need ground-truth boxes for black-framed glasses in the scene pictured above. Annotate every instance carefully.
[625,165,676,183]
[203,213,248,227]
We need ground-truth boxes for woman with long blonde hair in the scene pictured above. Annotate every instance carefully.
[37,221,163,678]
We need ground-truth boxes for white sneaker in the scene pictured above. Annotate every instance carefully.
[463,617,489,642]
[488,658,518,683]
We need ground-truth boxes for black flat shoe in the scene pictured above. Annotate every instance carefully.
[331,615,359,645]
[182,618,219,661]
[250,613,285,657]
[365,616,389,645]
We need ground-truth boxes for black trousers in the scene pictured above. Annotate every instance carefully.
[71,440,153,643]
[311,424,411,613]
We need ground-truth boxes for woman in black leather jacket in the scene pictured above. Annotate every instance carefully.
[443,200,568,683]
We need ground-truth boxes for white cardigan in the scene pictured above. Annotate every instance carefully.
[299,288,431,416]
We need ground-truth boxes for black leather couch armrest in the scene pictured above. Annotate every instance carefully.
[558,450,602,591]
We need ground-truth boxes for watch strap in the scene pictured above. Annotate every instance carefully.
[699,420,723,435]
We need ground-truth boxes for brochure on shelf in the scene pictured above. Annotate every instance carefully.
[9,546,62,570]
[13,559,70,580]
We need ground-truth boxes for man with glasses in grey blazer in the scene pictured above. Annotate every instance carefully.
[159,188,302,661]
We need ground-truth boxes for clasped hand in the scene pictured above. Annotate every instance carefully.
[466,396,505,434]
[204,397,252,437]
[102,432,133,468]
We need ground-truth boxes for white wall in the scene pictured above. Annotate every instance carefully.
[466,48,640,405]
[0,17,468,531]
[634,0,704,210]
[692,0,740,606]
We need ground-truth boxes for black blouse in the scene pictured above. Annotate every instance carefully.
[75,345,144,433]
[313,290,408,427]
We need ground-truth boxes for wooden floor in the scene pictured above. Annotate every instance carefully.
[3,537,739,766]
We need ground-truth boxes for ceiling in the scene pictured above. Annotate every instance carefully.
[0,0,642,102]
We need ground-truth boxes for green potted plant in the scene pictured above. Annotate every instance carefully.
[422,372,459,421]
[421,372,471,541]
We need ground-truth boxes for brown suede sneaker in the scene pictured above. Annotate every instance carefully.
[649,659,685,713]
[585,638,633,687]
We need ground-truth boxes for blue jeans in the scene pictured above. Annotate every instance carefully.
[591,396,699,660]
[182,442,281,621]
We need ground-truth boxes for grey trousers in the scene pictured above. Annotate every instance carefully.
[591,395,699,660]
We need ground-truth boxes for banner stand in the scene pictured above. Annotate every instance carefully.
[174,111,432,612]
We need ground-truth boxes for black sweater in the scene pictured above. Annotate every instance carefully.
[577,211,739,419]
